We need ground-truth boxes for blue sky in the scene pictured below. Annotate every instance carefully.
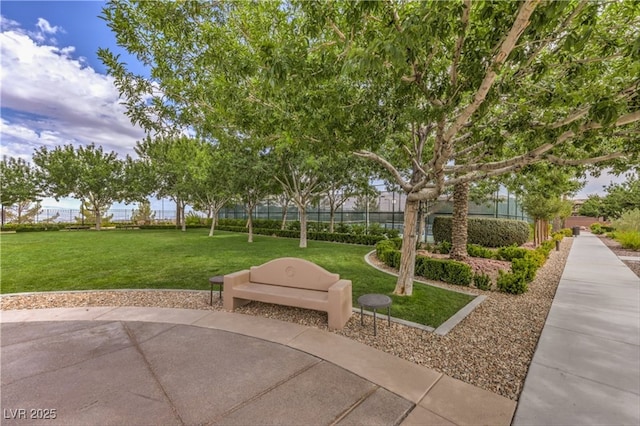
[0,0,152,209]
[0,1,622,210]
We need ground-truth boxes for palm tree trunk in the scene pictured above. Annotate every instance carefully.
[450,182,470,260]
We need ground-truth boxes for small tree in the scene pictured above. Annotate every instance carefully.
[75,200,114,227]
[0,156,40,226]
[579,195,605,219]
[131,200,155,225]
[32,144,125,230]
[4,201,42,224]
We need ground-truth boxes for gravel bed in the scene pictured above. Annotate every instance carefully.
[0,238,572,401]
[598,235,640,279]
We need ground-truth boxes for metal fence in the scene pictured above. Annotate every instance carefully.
[12,196,529,241]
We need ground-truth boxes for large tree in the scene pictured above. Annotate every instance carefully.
[134,136,213,231]
[302,0,640,294]
[100,1,640,295]
[0,156,41,226]
[32,144,125,230]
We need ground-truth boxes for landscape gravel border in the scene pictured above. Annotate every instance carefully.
[1,237,573,401]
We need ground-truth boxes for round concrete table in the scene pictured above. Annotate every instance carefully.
[357,294,392,336]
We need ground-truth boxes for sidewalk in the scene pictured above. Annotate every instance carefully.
[513,232,640,425]
[1,307,516,426]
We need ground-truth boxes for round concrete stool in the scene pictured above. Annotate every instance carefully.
[357,293,392,336]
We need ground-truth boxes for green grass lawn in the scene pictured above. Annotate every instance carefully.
[0,229,474,327]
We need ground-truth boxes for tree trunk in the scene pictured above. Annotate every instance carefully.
[450,182,470,260]
[181,202,186,232]
[393,198,420,296]
[280,205,288,230]
[329,208,336,233]
[417,201,425,243]
[533,218,548,247]
[208,208,220,237]
[94,207,102,230]
[299,206,308,248]
[246,205,254,243]
[176,202,181,229]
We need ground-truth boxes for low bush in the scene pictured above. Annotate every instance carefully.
[561,228,573,237]
[217,225,386,245]
[611,209,640,233]
[375,239,397,263]
[375,240,473,286]
[615,231,640,250]
[466,244,495,259]
[386,228,401,239]
[511,256,538,283]
[473,273,492,290]
[1,224,64,232]
[590,223,604,234]
[433,216,529,247]
[437,241,451,254]
[497,271,528,294]
[496,245,528,261]
[415,256,472,286]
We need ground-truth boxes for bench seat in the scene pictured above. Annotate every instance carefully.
[223,258,352,330]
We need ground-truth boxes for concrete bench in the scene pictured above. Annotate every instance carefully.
[223,257,352,330]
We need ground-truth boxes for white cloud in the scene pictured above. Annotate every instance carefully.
[0,17,146,161]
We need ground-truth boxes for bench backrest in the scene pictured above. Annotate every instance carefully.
[250,257,339,291]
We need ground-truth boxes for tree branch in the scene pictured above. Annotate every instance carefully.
[544,152,626,166]
[329,20,346,42]
[386,0,403,33]
[354,150,412,192]
[450,0,470,89]
[443,0,540,143]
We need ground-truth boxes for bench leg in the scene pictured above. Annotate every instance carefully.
[223,296,251,312]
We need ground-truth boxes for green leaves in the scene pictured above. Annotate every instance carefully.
[0,157,40,207]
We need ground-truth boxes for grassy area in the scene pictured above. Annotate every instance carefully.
[0,229,474,327]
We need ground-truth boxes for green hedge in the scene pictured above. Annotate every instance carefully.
[433,216,529,248]
[375,240,472,286]
[1,224,65,232]
[217,225,385,246]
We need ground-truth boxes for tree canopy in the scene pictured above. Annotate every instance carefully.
[32,144,126,230]
[99,0,640,295]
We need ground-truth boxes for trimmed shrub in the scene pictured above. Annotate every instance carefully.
[376,239,398,263]
[375,241,472,286]
[437,241,451,254]
[1,224,64,232]
[415,256,472,286]
[512,257,538,283]
[590,223,604,234]
[496,245,528,261]
[433,216,529,248]
[386,228,401,239]
[473,273,492,290]
[467,244,495,259]
[217,225,385,245]
[497,271,528,294]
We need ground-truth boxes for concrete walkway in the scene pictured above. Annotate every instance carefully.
[1,307,516,426]
[513,232,640,425]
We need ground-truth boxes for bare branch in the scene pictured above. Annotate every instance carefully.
[616,110,640,126]
[329,20,346,42]
[544,152,626,166]
[447,143,555,173]
[451,141,486,159]
[354,150,412,192]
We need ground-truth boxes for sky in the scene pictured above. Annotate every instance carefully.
[0,1,624,211]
